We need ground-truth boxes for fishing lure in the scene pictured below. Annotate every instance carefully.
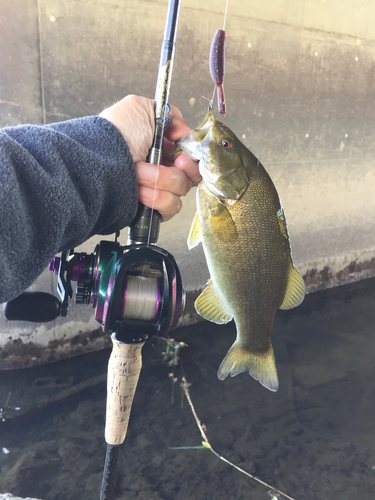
[209,29,226,114]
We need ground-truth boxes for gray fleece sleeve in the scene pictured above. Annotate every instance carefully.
[0,116,138,302]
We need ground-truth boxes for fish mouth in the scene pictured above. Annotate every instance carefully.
[176,113,244,200]
[177,127,214,185]
[175,130,204,160]
[176,113,215,161]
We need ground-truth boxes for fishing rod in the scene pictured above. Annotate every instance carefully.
[100,2,182,496]
[4,1,183,498]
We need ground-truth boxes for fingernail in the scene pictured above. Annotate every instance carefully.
[176,198,182,214]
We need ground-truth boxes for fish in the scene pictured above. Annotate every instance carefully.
[176,113,305,391]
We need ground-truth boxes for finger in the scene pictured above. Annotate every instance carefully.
[160,137,180,167]
[162,136,181,155]
[164,105,191,142]
[135,162,193,197]
[161,138,201,184]
[161,128,201,181]
[138,185,182,222]
[173,153,202,186]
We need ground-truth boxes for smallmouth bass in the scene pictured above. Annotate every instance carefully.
[177,113,305,391]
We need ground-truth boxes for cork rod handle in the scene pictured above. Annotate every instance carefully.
[105,336,145,446]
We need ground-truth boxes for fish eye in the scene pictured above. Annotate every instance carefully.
[221,139,233,150]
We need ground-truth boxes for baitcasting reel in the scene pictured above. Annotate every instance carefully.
[4,206,185,343]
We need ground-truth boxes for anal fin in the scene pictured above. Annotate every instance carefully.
[195,279,233,324]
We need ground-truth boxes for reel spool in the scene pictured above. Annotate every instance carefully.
[122,273,160,322]
[95,245,185,342]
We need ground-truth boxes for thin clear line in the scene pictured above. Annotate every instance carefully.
[146,104,169,247]
[146,164,160,247]
[223,0,230,30]
[37,0,46,125]
[209,85,216,112]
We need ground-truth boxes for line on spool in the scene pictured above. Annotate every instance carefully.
[122,275,160,321]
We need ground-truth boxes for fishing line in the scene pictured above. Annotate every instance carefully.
[146,102,170,248]
[130,0,181,316]
[132,104,169,314]
[208,86,216,112]
[123,275,159,320]
[146,164,161,248]
[222,0,229,30]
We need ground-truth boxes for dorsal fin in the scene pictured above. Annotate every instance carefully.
[276,206,306,310]
[276,207,288,239]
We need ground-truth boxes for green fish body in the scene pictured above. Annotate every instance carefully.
[177,113,305,392]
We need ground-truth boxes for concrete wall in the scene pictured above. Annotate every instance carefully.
[1,0,375,367]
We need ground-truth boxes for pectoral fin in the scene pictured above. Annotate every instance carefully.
[209,203,238,240]
[195,279,233,324]
[279,264,306,310]
[187,212,202,249]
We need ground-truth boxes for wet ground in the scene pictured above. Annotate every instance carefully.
[1,278,375,500]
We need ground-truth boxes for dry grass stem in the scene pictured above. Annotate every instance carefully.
[180,379,298,500]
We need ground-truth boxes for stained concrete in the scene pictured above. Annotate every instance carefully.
[1,0,375,367]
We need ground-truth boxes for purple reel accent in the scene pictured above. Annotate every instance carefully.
[154,282,161,321]
[71,254,87,282]
[49,257,60,275]
[96,274,115,331]
[170,273,186,330]
[49,253,87,282]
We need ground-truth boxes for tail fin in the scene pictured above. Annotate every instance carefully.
[217,341,279,392]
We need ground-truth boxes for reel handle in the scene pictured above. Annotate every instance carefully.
[3,292,62,322]
[105,335,145,446]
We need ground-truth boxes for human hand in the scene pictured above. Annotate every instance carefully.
[100,95,201,221]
